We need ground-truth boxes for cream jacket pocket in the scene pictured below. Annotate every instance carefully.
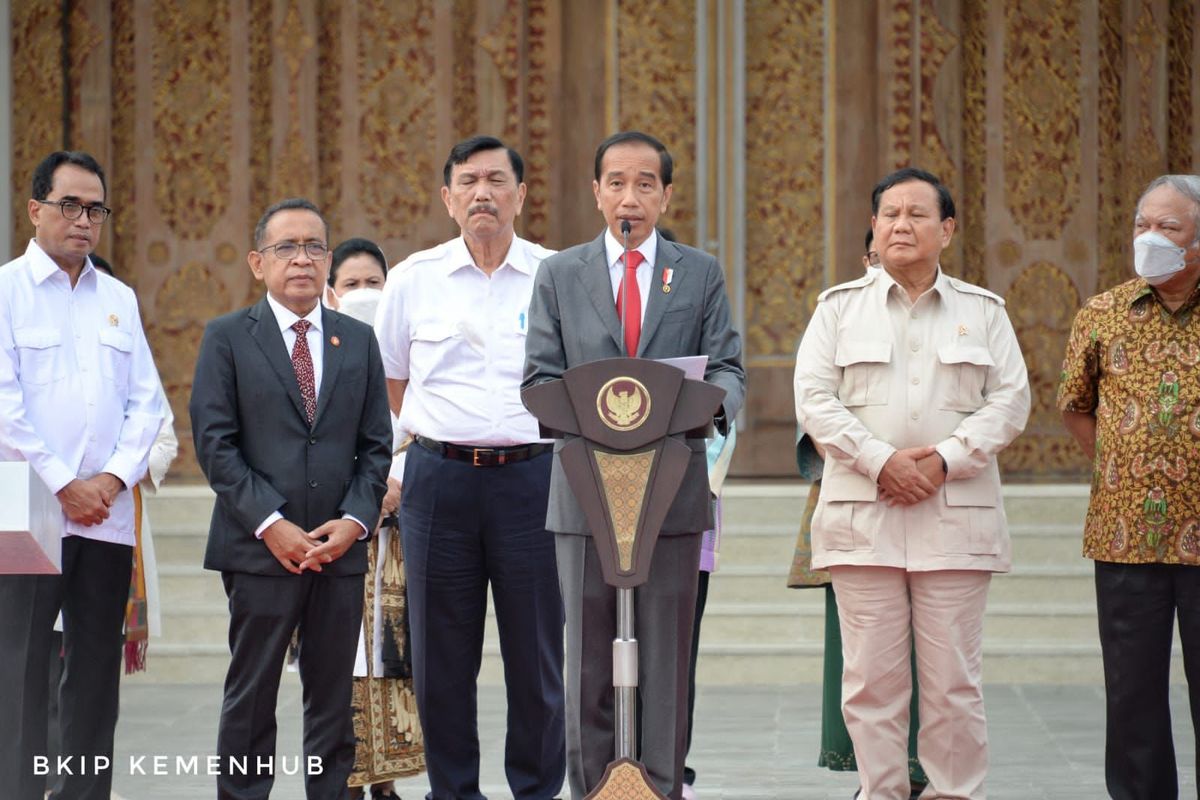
[937,343,993,412]
[834,340,892,407]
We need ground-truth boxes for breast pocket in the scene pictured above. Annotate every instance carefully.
[937,344,994,412]
[98,328,134,386]
[834,341,892,407]
[410,323,462,376]
[13,327,66,386]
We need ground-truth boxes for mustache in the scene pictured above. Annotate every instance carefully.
[469,203,499,217]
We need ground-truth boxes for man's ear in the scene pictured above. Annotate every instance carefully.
[247,250,264,281]
[440,185,454,218]
[660,184,673,215]
[940,216,957,247]
[28,198,41,228]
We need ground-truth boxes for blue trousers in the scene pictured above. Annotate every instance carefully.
[402,443,565,800]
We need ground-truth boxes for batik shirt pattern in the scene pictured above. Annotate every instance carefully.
[1058,277,1200,564]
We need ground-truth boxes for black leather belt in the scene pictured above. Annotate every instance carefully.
[414,435,552,467]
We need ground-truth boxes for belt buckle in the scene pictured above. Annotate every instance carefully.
[472,448,495,467]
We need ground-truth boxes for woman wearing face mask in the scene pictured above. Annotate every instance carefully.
[329,238,426,800]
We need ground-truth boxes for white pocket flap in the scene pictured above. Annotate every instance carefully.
[944,472,999,507]
[937,344,995,367]
[412,323,459,343]
[834,340,892,367]
[98,328,133,352]
[13,327,62,349]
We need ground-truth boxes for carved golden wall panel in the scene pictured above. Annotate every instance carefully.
[617,0,697,246]
[152,0,232,240]
[9,0,61,252]
[1000,263,1089,474]
[959,0,987,286]
[1002,0,1082,241]
[1168,0,1195,172]
[743,0,823,359]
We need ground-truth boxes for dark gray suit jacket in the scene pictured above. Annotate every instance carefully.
[189,297,392,576]
[522,232,745,535]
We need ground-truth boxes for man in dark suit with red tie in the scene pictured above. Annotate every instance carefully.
[523,132,745,800]
[189,198,392,800]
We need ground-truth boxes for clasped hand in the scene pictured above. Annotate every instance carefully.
[261,518,362,575]
[876,445,946,506]
[56,474,123,526]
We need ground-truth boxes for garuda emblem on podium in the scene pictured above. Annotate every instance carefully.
[597,377,651,432]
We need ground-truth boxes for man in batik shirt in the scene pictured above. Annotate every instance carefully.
[1059,174,1200,800]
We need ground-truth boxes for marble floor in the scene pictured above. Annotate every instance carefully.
[101,680,1197,799]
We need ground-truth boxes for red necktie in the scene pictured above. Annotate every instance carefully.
[291,319,316,425]
[616,250,644,356]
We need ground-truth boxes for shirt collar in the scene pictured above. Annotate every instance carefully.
[446,234,531,276]
[26,239,95,286]
[266,292,322,335]
[604,227,658,271]
[1130,276,1200,314]
[876,264,947,303]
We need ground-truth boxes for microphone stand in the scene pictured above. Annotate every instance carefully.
[614,218,637,763]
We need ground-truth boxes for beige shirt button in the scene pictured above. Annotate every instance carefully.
[910,411,919,420]
[910,340,920,351]
[911,376,920,385]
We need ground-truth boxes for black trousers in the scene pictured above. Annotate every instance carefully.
[0,535,132,800]
[217,570,363,800]
[401,445,564,800]
[1095,560,1200,800]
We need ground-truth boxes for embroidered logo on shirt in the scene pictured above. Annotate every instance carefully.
[108,314,119,327]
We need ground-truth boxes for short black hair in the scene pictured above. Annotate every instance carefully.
[442,136,524,186]
[31,151,106,202]
[329,237,388,286]
[90,253,114,277]
[864,228,874,253]
[871,167,955,220]
[253,198,329,249]
[594,131,673,187]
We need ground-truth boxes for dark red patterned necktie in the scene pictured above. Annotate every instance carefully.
[291,319,316,424]
[616,250,644,356]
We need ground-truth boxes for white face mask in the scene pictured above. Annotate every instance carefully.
[1133,230,1188,286]
[336,287,384,325]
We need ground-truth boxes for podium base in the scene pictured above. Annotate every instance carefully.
[583,757,669,800]
[0,532,60,574]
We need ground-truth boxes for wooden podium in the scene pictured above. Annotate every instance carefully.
[0,462,62,574]
[523,357,724,800]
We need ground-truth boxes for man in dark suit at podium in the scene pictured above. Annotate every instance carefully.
[523,131,744,800]
[189,198,392,800]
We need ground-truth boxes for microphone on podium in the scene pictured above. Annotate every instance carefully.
[620,220,632,357]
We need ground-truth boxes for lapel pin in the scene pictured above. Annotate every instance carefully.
[957,324,968,336]
[662,268,674,294]
[108,314,119,327]
[330,336,341,347]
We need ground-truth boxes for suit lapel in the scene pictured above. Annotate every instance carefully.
[313,307,343,426]
[636,238,687,356]
[249,298,312,426]
[575,233,625,353]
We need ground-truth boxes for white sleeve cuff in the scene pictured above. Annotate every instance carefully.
[343,514,370,540]
[255,511,283,539]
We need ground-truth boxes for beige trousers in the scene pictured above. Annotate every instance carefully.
[830,566,992,800]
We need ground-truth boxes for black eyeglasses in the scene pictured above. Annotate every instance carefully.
[36,199,111,224]
[258,241,330,260]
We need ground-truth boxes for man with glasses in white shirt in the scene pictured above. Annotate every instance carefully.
[0,150,162,800]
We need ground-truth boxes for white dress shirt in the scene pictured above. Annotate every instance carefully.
[375,235,556,446]
[604,228,656,326]
[265,293,324,402]
[0,240,162,546]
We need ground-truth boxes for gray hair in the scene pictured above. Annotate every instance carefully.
[253,197,328,249]
[1136,175,1200,240]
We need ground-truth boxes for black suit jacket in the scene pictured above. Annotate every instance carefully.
[189,297,392,576]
